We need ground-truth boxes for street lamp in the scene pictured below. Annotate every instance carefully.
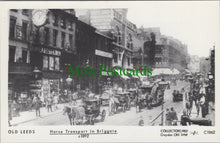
[33,67,41,79]
[66,75,73,86]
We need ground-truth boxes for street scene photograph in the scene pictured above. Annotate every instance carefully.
[8,4,216,126]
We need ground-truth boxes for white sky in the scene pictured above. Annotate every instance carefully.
[127,1,219,57]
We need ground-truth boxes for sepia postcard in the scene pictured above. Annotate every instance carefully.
[0,1,219,142]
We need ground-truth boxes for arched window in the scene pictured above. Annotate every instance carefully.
[127,33,133,49]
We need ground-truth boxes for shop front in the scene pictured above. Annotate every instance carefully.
[30,46,62,102]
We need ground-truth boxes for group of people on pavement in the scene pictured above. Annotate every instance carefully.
[32,92,60,117]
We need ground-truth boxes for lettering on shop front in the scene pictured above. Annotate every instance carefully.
[40,48,61,56]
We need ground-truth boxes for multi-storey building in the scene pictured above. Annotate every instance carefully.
[75,9,137,70]
[137,27,189,72]
[9,9,32,107]
[30,9,77,99]
[188,55,200,73]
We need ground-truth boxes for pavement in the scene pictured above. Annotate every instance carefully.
[10,103,67,126]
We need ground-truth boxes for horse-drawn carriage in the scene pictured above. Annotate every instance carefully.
[84,98,106,125]
[127,89,138,106]
[63,97,106,125]
[114,91,131,112]
[172,90,183,102]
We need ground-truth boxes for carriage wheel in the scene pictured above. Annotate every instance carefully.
[88,116,94,125]
[123,104,126,112]
[101,110,106,122]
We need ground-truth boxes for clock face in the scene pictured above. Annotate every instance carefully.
[32,9,48,27]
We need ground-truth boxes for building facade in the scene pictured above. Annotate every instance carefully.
[9,9,32,108]
[75,9,137,70]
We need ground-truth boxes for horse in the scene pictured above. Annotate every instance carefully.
[63,106,85,125]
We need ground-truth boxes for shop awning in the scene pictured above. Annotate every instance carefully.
[138,75,148,81]
[120,74,130,80]
[152,68,173,76]
[172,68,180,75]
[131,75,139,79]
[185,69,191,73]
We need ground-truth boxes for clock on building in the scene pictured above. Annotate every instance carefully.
[32,9,48,27]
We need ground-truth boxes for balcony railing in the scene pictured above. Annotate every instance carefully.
[9,62,32,75]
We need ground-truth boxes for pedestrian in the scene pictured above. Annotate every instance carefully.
[33,96,42,117]
[180,109,191,126]
[170,107,178,125]
[165,108,172,126]
[200,92,207,118]
[138,116,144,126]
[188,92,194,116]
[53,95,59,110]
[46,96,53,112]
[8,103,12,126]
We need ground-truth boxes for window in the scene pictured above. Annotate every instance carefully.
[68,21,73,30]
[10,9,18,12]
[43,55,49,69]
[69,34,73,48]
[52,14,58,26]
[9,17,16,38]
[49,56,54,70]
[61,32,65,48]
[22,9,29,16]
[22,21,28,40]
[53,30,57,46]
[44,27,49,45]
[127,57,130,66]
[54,57,60,71]
[60,17,66,28]
[127,34,133,49]
[115,26,122,45]
[9,46,16,63]
[113,53,118,63]
[22,50,27,63]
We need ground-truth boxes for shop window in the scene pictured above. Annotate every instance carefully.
[22,50,27,63]
[9,17,16,39]
[9,46,16,63]
[61,32,65,48]
[49,56,54,70]
[44,27,49,45]
[53,30,58,46]
[22,21,28,40]
[54,57,60,71]
[43,55,48,69]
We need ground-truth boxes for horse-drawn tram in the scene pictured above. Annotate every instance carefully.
[138,81,168,108]
[63,97,106,125]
